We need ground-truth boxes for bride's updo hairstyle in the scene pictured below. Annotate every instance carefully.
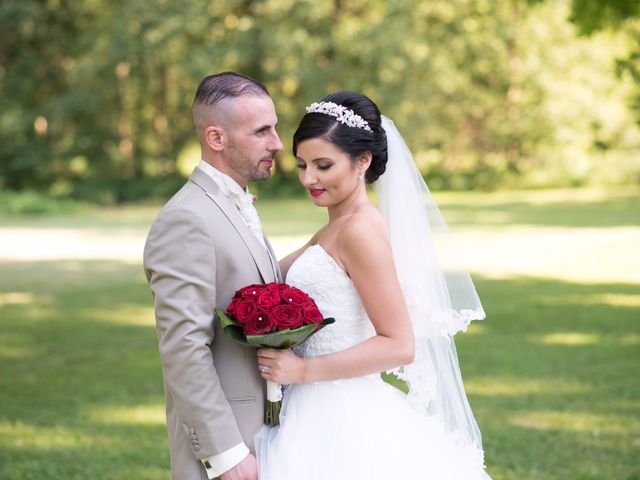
[293,92,388,184]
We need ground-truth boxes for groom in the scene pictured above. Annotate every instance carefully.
[144,72,283,480]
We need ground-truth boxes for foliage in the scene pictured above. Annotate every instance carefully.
[533,0,640,132]
[568,0,640,137]
[0,0,639,201]
[0,190,87,215]
[566,0,640,34]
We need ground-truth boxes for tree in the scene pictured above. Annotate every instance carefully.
[1,0,638,199]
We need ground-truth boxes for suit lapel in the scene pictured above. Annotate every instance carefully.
[189,168,276,284]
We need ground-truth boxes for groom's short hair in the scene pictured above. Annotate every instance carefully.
[192,72,269,135]
[193,72,269,107]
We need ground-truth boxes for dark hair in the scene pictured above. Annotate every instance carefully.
[293,92,387,183]
[193,72,269,108]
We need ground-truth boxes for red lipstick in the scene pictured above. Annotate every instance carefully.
[309,189,325,197]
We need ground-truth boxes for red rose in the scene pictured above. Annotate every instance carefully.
[270,304,304,329]
[232,298,258,324]
[243,311,278,335]
[237,284,267,298]
[257,290,282,309]
[302,304,323,325]
[226,297,241,317]
[280,286,311,306]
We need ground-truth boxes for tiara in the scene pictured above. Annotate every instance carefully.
[305,101,372,131]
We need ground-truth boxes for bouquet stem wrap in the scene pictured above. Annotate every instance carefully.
[265,380,283,426]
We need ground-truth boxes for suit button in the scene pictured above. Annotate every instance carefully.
[193,444,200,451]
[191,434,197,440]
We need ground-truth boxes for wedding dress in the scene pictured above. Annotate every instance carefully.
[254,244,491,479]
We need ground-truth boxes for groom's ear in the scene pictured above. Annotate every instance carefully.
[204,125,225,152]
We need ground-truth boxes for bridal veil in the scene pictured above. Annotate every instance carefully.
[376,116,486,452]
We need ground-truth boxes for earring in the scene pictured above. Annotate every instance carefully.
[359,173,365,181]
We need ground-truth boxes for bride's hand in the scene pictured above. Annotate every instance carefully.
[257,348,306,384]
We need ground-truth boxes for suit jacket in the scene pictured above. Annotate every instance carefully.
[143,167,281,480]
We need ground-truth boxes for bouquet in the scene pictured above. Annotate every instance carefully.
[215,283,334,426]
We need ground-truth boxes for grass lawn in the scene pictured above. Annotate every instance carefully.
[0,187,638,479]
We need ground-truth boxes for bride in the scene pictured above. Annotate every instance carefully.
[255,92,491,479]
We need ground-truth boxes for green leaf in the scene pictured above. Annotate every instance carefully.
[318,317,336,330]
[246,318,335,348]
[215,308,249,347]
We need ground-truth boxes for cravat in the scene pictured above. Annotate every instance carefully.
[231,190,279,280]
[230,190,267,251]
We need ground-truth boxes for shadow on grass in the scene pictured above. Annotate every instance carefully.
[0,261,638,479]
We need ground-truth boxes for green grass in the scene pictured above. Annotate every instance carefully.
[1,187,639,479]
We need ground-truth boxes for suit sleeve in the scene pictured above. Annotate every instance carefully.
[144,208,243,457]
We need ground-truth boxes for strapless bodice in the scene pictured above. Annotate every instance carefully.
[286,245,376,357]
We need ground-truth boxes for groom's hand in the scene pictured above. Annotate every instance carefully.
[220,453,258,480]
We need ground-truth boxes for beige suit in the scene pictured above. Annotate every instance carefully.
[144,167,281,479]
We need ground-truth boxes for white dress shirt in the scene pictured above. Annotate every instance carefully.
[201,443,250,479]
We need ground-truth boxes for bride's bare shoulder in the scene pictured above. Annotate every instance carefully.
[336,207,390,260]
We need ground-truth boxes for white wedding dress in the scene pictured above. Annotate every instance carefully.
[255,244,491,479]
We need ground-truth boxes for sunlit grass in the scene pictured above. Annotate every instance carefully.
[466,377,590,397]
[87,404,166,426]
[83,305,156,326]
[583,293,640,307]
[531,332,602,346]
[510,410,638,434]
[0,421,92,449]
[1,187,638,479]
[0,292,36,306]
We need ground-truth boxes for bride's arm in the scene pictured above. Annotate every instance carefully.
[259,216,415,383]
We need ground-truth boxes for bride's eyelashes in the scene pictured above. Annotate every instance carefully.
[296,162,333,171]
